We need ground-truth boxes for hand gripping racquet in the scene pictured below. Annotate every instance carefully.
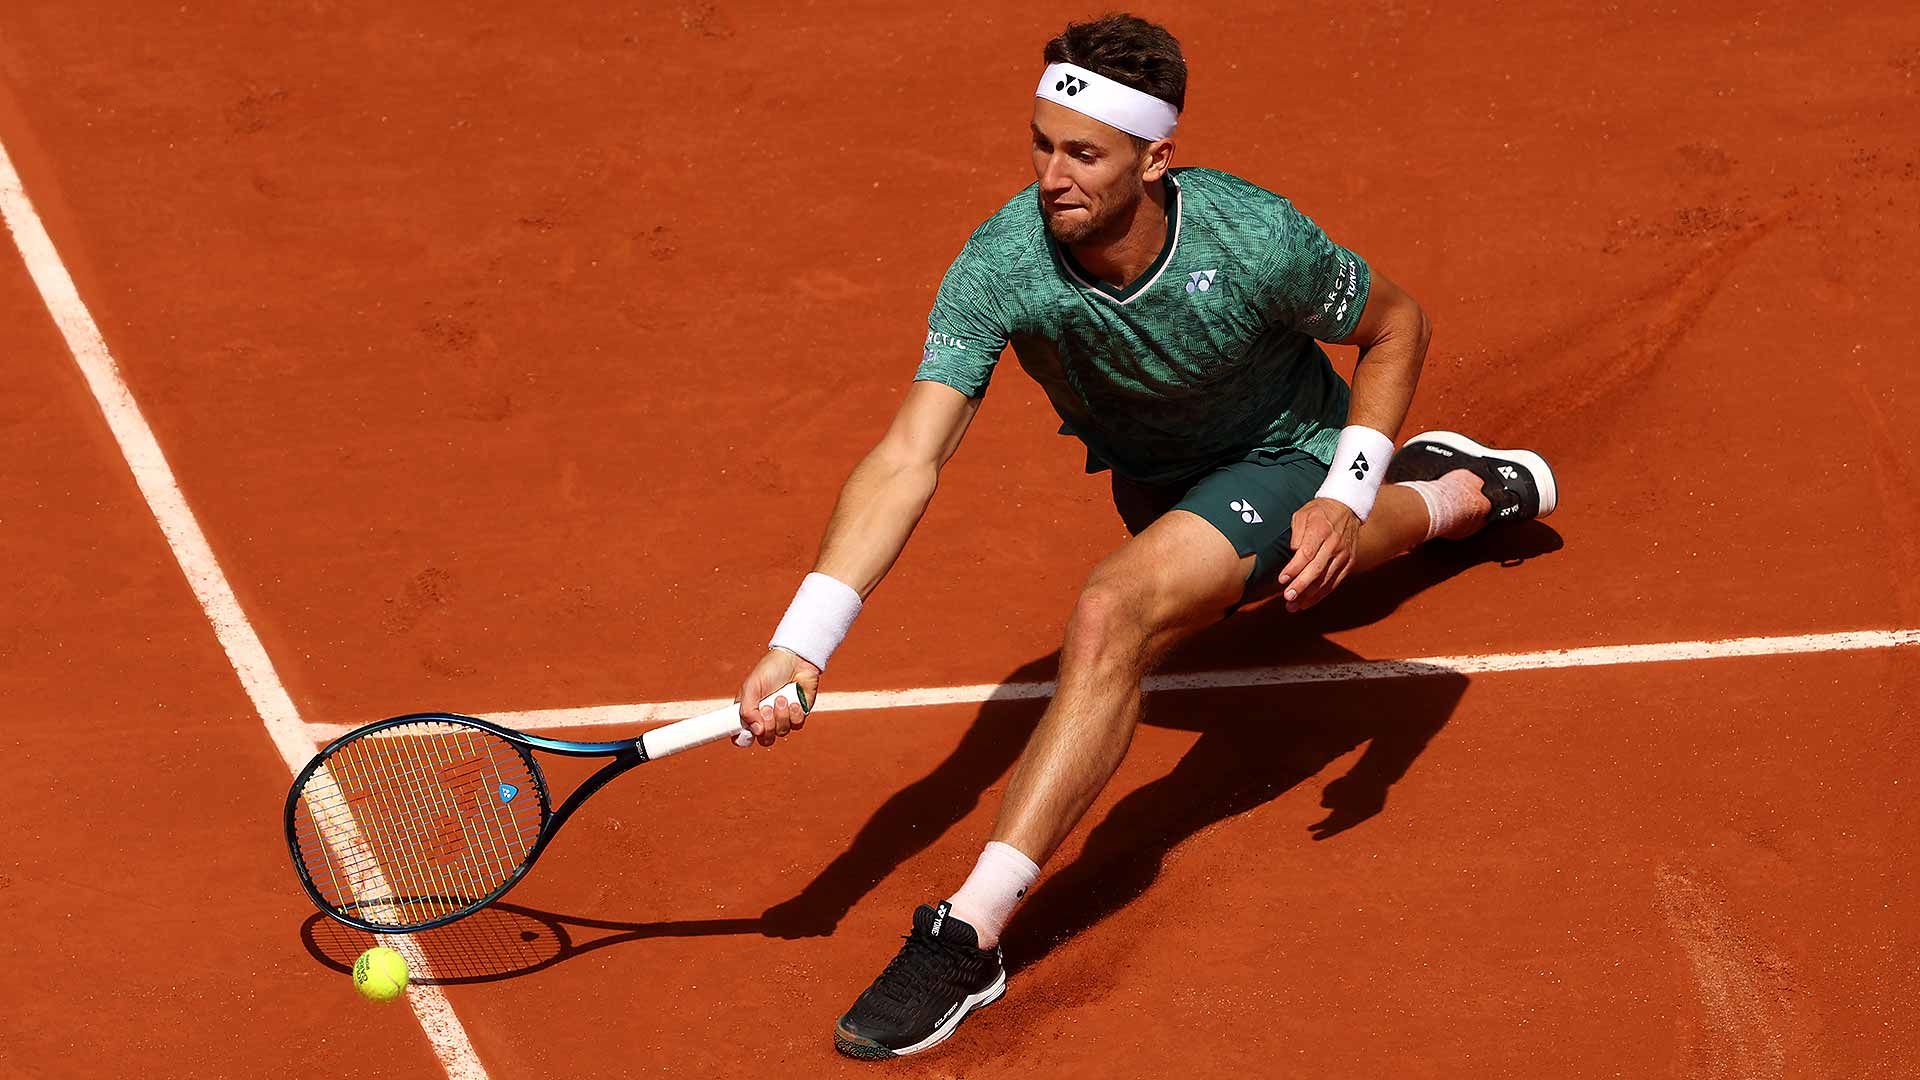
[285,683,808,933]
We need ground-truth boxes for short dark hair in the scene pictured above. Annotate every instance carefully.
[1042,13,1186,113]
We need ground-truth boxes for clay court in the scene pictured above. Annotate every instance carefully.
[3,3,1918,1076]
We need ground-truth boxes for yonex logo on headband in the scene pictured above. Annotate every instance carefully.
[1035,63,1178,141]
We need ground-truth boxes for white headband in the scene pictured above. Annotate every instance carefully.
[1035,62,1178,141]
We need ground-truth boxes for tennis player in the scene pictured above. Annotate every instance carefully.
[733,13,1557,1059]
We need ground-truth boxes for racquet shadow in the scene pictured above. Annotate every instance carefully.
[761,522,1562,975]
[301,901,763,985]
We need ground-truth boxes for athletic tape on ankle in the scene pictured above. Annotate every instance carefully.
[1315,425,1396,521]
[769,572,862,670]
[1401,479,1448,543]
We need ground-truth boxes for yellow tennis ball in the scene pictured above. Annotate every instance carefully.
[353,946,410,1003]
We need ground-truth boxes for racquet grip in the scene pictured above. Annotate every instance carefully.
[639,682,810,760]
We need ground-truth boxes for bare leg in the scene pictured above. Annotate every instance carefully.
[990,480,1476,866]
[991,509,1249,864]
[1353,480,1488,569]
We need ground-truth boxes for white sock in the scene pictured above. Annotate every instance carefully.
[944,841,1040,950]
[1399,470,1489,542]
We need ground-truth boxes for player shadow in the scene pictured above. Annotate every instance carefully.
[761,521,1562,974]
[300,901,763,985]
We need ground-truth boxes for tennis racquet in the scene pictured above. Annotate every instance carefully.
[285,683,808,933]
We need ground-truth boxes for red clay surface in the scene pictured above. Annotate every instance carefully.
[0,234,440,1076]
[3,2,1917,1077]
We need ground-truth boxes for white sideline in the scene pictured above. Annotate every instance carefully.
[0,139,488,1080]
[305,628,1920,739]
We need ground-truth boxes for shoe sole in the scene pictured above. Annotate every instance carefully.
[833,967,1008,1060]
[1405,430,1558,518]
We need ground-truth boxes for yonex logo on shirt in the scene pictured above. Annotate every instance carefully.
[912,167,1361,485]
[1320,258,1359,322]
[1055,75,1089,96]
[1230,499,1262,524]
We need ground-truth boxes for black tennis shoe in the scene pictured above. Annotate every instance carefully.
[833,902,1007,1060]
[1386,430,1558,524]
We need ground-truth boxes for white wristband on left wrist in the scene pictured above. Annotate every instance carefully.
[1314,425,1396,521]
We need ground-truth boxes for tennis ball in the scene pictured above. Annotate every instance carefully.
[353,946,410,1003]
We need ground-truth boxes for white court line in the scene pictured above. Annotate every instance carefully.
[0,138,487,1080]
[307,627,1920,739]
[5,115,1907,1068]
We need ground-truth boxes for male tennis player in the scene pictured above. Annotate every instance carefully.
[733,14,1557,1059]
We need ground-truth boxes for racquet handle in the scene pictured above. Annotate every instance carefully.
[638,682,810,760]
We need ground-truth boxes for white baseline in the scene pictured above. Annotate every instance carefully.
[0,138,487,1080]
[305,628,1920,740]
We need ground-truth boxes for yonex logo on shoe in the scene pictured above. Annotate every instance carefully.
[930,902,948,937]
[1349,452,1371,481]
[1230,499,1262,524]
[1186,269,1219,294]
[1055,74,1089,96]
[1497,464,1519,480]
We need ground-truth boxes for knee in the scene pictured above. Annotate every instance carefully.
[1062,577,1152,670]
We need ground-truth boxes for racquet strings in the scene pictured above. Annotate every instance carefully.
[291,720,544,930]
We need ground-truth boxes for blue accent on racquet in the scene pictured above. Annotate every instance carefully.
[285,681,808,934]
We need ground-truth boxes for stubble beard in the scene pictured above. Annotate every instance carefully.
[1039,182,1142,247]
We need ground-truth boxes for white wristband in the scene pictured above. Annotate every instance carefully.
[769,573,862,670]
[1315,425,1396,521]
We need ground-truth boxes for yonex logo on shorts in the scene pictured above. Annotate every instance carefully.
[1186,269,1219,294]
[1055,74,1089,95]
[1230,499,1262,524]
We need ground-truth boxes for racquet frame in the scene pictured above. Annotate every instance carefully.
[285,683,806,933]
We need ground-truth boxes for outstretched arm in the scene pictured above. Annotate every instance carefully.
[735,381,982,744]
[813,381,982,596]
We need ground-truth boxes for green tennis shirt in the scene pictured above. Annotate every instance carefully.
[915,167,1370,485]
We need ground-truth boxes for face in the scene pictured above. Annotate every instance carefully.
[1030,99,1169,245]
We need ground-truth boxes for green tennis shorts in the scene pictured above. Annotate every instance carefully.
[1109,447,1330,596]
